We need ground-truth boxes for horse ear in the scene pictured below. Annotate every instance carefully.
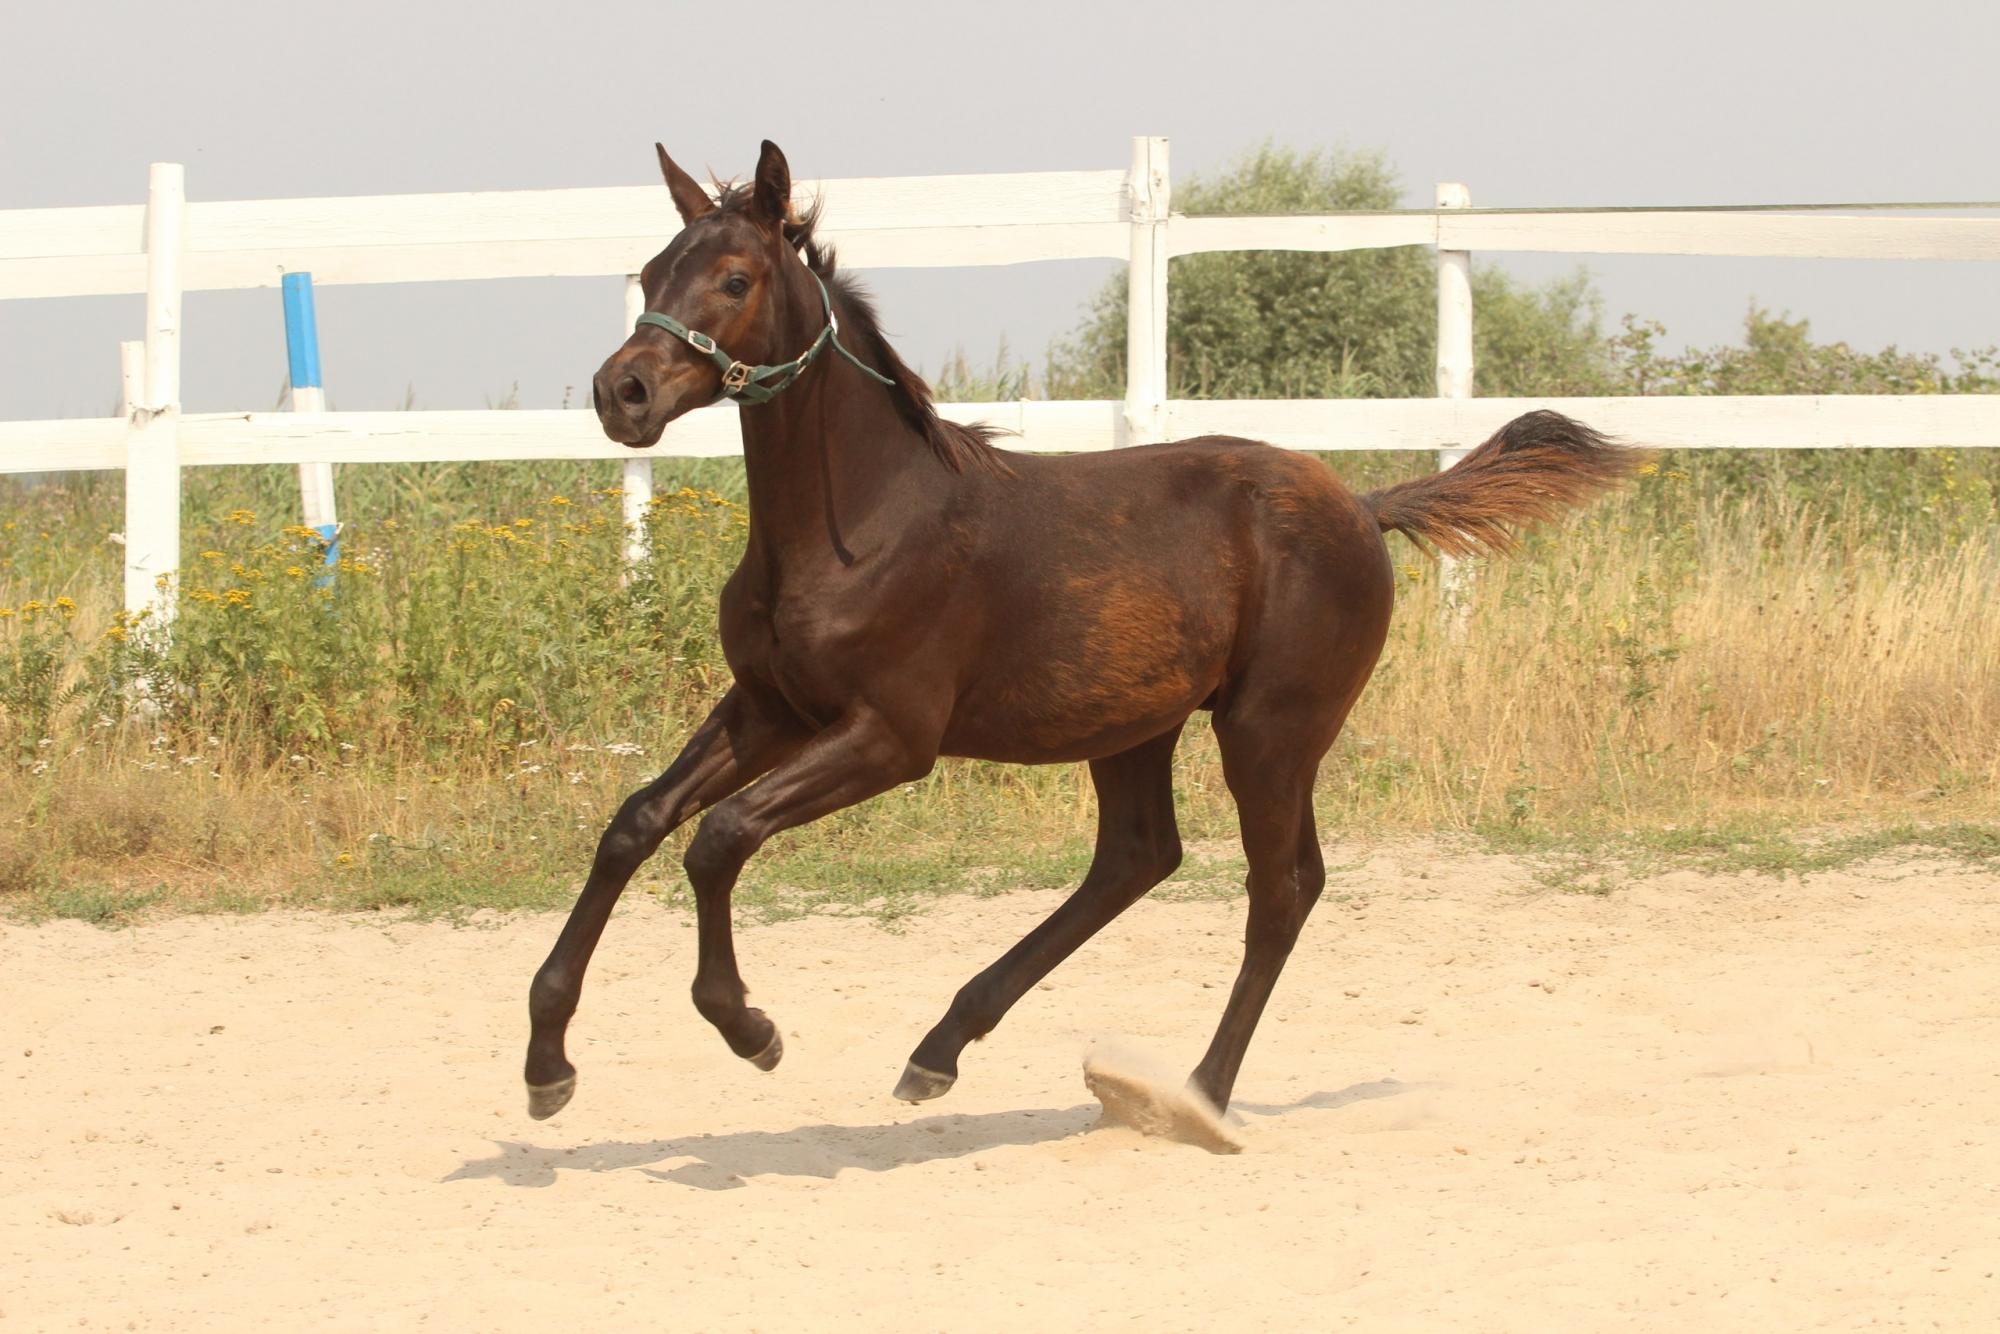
[656,143,714,226]
[751,140,792,226]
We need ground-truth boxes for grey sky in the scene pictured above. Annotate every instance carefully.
[4,0,1997,420]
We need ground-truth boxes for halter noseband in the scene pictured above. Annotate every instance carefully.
[633,269,896,405]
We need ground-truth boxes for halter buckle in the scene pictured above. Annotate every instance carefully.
[721,361,755,394]
[686,329,717,355]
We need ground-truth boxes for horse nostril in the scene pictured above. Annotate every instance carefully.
[615,374,650,409]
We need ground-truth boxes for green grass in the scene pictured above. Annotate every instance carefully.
[1485,819,2000,895]
[8,819,1996,928]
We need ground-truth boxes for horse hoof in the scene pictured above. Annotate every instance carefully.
[525,1075,576,1121]
[747,1030,784,1072]
[893,1061,956,1103]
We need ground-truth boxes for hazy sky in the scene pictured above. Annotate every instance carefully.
[4,0,1997,419]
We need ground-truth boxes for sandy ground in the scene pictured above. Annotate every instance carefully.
[6,844,2000,1331]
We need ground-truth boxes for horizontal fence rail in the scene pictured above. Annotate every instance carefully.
[0,170,1135,299]
[1166,209,2000,261]
[2,138,1997,617]
[11,184,2000,299]
[10,394,2000,479]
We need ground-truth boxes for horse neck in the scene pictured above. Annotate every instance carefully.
[736,285,947,565]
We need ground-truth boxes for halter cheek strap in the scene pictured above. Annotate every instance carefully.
[633,270,896,405]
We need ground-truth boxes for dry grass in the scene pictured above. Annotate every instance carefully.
[1338,483,2000,827]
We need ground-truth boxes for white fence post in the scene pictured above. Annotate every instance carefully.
[1434,182,1474,616]
[1124,136,1170,446]
[118,340,143,417]
[124,162,185,622]
[620,274,652,569]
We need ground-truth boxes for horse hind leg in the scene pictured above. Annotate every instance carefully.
[896,725,1184,1102]
[1188,715,1333,1113]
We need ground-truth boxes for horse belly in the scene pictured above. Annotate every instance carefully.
[941,581,1231,763]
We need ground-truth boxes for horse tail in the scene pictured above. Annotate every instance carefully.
[1359,410,1644,559]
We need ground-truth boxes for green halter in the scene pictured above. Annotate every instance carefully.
[633,269,896,405]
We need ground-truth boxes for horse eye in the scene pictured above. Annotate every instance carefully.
[723,275,750,297]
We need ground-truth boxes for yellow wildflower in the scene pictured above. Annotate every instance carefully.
[200,550,225,561]
[1636,461,1660,476]
[548,495,573,507]
[285,566,307,580]
[226,509,256,525]
[54,597,76,617]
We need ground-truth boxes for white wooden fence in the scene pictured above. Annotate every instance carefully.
[3,136,1998,615]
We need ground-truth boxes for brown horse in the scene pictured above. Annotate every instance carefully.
[524,140,1637,1123]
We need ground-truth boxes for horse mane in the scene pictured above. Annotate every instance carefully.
[711,183,1015,478]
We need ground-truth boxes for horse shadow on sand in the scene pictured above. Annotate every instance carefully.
[443,1078,1415,1192]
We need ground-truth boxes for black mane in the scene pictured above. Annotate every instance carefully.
[711,183,1014,478]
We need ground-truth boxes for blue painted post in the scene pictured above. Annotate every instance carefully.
[281,272,340,570]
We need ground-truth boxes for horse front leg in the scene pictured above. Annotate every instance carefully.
[679,709,935,1068]
[525,686,806,1119]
